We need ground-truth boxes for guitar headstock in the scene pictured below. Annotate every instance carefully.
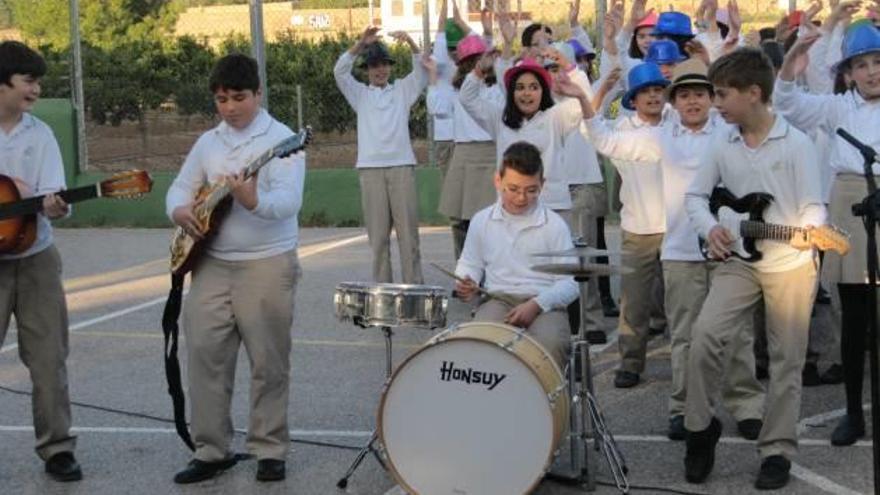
[274,126,313,159]
[812,225,851,255]
[99,170,154,199]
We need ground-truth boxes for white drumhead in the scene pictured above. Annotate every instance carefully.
[380,337,555,495]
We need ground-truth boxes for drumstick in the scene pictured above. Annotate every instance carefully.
[429,262,521,307]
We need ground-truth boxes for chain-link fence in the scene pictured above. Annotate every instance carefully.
[2,0,797,173]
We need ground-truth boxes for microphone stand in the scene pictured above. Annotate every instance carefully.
[839,129,880,492]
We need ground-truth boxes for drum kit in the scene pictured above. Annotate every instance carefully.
[332,240,630,494]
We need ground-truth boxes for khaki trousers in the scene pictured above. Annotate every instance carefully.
[568,183,607,333]
[0,245,76,460]
[473,299,570,368]
[184,250,301,462]
[663,261,764,420]
[617,231,665,373]
[685,260,817,458]
[359,166,424,284]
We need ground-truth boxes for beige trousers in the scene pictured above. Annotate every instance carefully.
[184,250,301,462]
[0,245,76,460]
[359,166,424,284]
[473,299,571,368]
[685,260,817,458]
[568,183,607,333]
[663,261,764,420]
[617,231,666,373]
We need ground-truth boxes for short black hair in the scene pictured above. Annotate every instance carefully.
[500,141,543,178]
[521,23,552,48]
[760,40,784,71]
[758,27,776,41]
[0,41,47,86]
[708,48,774,103]
[502,69,555,130]
[209,53,260,93]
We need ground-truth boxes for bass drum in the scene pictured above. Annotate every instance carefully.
[378,322,569,495]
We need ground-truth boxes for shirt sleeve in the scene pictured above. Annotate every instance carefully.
[772,79,843,135]
[572,25,596,54]
[455,215,486,283]
[534,219,579,310]
[696,30,725,62]
[584,116,662,163]
[790,135,828,227]
[459,73,502,138]
[804,28,834,95]
[35,126,70,219]
[685,139,724,238]
[334,51,365,111]
[399,53,429,107]
[251,150,306,221]
[427,83,455,118]
[166,136,207,220]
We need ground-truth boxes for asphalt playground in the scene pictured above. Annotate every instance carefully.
[0,226,874,495]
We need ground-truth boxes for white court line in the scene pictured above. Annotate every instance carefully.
[0,425,374,437]
[0,232,371,355]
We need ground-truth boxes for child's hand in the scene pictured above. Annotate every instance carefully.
[779,30,822,80]
[553,69,586,99]
[42,193,69,220]
[455,276,478,301]
[707,225,734,260]
[504,299,542,327]
[172,200,205,240]
[359,26,381,48]
[227,171,258,211]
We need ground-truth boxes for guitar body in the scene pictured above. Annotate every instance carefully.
[706,187,775,262]
[0,175,38,254]
[169,183,234,275]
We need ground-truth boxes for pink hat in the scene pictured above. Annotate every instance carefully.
[636,11,659,29]
[503,57,553,91]
[456,35,488,62]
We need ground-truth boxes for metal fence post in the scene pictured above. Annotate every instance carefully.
[296,84,303,130]
[69,0,87,173]
[249,0,269,110]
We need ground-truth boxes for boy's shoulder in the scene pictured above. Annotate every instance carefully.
[21,113,56,140]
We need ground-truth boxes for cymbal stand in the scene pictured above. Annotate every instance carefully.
[336,325,393,489]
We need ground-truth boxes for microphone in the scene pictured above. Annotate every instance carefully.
[837,128,879,164]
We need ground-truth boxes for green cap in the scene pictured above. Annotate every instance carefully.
[445,19,465,49]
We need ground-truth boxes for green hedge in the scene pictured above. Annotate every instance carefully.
[39,32,427,137]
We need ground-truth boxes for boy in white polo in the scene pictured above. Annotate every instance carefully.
[335,27,432,283]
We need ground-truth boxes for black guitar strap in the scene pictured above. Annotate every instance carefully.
[161,272,195,451]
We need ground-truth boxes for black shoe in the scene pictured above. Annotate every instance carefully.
[831,415,866,446]
[815,286,831,305]
[45,452,82,482]
[173,458,237,484]
[685,417,722,483]
[754,455,791,490]
[614,370,640,388]
[668,415,685,441]
[601,298,620,317]
[256,459,286,481]
[802,363,822,387]
[737,418,763,440]
[820,363,844,384]
[586,330,607,344]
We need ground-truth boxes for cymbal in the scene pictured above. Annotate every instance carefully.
[531,262,630,277]
[532,246,617,258]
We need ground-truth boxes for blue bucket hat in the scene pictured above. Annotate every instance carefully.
[645,39,686,65]
[833,23,880,73]
[652,12,694,38]
[622,62,669,110]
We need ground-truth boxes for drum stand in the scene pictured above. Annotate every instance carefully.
[548,275,630,494]
[336,325,393,489]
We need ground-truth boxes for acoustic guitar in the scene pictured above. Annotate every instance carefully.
[168,127,311,275]
[0,170,153,254]
[699,187,851,262]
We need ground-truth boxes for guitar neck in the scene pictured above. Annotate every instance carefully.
[740,220,801,242]
[0,184,100,221]
[203,148,277,210]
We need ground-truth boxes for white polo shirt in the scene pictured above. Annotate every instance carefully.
[0,113,66,260]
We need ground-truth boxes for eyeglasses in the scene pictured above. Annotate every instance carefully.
[502,184,542,198]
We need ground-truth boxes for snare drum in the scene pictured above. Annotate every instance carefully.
[333,282,448,329]
[378,322,569,495]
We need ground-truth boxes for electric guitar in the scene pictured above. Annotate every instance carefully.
[169,127,312,275]
[699,187,851,262]
[0,170,154,254]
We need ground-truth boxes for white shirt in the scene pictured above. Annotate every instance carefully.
[604,112,668,234]
[459,73,582,209]
[774,79,880,176]
[0,113,66,260]
[334,51,427,168]
[165,109,305,261]
[685,115,827,273]
[429,32,457,141]
[587,113,729,261]
[455,200,579,311]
